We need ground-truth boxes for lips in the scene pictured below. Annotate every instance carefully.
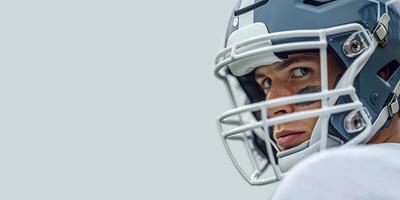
[275,130,306,149]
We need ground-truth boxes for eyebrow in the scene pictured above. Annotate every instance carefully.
[255,54,318,79]
[254,59,296,79]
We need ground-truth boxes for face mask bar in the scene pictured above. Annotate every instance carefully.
[214,23,377,185]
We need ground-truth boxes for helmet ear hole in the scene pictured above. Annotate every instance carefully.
[377,60,400,81]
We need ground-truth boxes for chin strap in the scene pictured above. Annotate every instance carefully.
[386,93,400,121]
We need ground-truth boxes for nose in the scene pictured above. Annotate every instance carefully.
[266,82,295,117]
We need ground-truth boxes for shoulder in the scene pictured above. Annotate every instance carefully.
[283,143,400,179]
[303,143,400,167]
[287,143,400,176]
[270,144,400,200]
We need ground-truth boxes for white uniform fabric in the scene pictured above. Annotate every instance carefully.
[270,143,400,200]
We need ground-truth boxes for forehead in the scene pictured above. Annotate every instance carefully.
[255,53,320,75]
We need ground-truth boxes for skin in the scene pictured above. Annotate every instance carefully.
[254,52,400,151]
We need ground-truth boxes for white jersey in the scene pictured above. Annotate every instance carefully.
[270,143,400,200]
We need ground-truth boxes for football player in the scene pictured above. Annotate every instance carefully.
[214,0,400,198]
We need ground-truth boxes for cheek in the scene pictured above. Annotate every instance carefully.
[327,63,342,89]
[292,77,321,92]
[295,101,322,112]
[306,77,322,88]
[303,117,319,134]
[328,73,339,89]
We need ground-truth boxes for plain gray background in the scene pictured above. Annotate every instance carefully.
[1,0,276,199]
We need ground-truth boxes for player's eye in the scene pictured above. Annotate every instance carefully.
[291,67,311,78]
[261,78,272,91]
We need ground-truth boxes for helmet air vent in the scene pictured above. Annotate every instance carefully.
[377,60,400,81]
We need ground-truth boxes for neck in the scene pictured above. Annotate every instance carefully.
[368,114,400,144]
